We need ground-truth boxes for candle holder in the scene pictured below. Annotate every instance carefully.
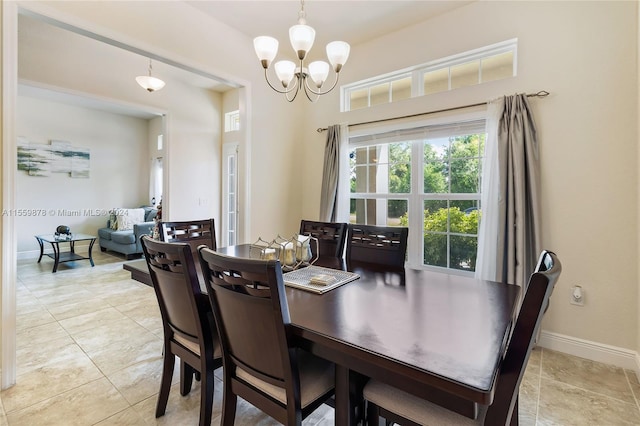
[250,234,319,271]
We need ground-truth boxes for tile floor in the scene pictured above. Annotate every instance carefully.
[0,251,639,425]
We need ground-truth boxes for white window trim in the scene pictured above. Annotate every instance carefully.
[342,39,517,112]
[345,110,487,274]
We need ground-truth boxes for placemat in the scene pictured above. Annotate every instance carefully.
[283,265,360,294]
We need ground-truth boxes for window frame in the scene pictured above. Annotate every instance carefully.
[341,39,517,112]
[346,111,486,275]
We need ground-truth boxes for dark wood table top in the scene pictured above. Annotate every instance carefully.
[217,245,520,406]
[125,244,520,416]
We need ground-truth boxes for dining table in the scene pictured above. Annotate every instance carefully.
[124,243,520,426]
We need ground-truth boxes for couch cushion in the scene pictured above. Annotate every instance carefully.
[98,227,114,241]
[110,230,136,245]
[143,207,158,222]
[116,208,145,231]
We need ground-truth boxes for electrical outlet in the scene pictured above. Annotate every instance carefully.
[570,285,584,306]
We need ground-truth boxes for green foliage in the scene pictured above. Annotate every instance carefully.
[400,207,480,271]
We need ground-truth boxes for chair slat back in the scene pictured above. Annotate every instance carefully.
[198,248,293,386]
[142,236,202,342]
[346,224,408,268]
[160,219,217,254]
[299,220,347,259]
[484,250,562,424]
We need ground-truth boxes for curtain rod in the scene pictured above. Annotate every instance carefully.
[316,90,550,133]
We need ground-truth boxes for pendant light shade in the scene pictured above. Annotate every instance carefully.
[136,59,165,92]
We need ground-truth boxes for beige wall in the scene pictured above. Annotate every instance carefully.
[303,1,639,349]
[22,1,305,241]
[15,94,150,253]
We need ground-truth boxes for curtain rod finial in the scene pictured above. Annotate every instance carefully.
[317,127,327,133]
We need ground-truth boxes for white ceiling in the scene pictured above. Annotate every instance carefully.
[187,1,474,48]
[19,1,473,118]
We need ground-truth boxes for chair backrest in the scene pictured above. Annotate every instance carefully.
[198,247,298,396]
[299,220,347,259]
[141,236,208,350]
[160,219,217,254]
[346,224,408,268]
[484,250,562,424]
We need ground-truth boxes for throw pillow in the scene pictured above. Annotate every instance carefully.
[109,209,118,230]
[116,208,145,231]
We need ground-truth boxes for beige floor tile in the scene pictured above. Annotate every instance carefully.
[625,369,640,408]
[537,377,640,425]
[519,362,541,414]
[58,306,127,334]
[541,349,636,404]
[93,407,147,425]
[16,335,76,376]
[16,321,69,349]
[70,317,156,353]
[134,382,208,426]
[16,308,57,333]
[1,343,103,413]
[106,357,181,405]
[5,377,129,426]
[518,409,537,426]
[46,296,111,321]
[0,397,7,426]
[85,332,163,375]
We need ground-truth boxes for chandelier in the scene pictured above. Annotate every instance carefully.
[136,59,165,93]
[253,0,350,102]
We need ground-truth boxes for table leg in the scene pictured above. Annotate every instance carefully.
[335,365,356,426]
[36,237,44,263]
[88,238,96,267]
[52,242,60,273]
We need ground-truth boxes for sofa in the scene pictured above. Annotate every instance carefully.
[98,206,157,259]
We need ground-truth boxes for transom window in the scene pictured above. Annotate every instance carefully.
[342,39,516,111]
[224,110,240,132]
[348,119,486,273]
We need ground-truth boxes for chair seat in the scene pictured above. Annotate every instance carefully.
[364,380,486,426]
[237,350,334,409]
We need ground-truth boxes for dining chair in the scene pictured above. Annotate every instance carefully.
[346,224,408,269]
[198,247,336,426]
[363,250,562,426]
[141,236,222,426]
[159,218,217,252]
[299,220,347,259]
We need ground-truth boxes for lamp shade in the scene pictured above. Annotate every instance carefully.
[254,36,279,68]
[136,75,166,92]
[326,41,350,72]
[308,61,330,88]
[274,60,296,88]
[289,24,315,59]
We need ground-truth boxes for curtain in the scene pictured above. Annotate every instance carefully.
[319,124,348,221]
[476,94,541,288]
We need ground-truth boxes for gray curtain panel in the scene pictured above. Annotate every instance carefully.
[319,124,340,221]
[496,94,542,287]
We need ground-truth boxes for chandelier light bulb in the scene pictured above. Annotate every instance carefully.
[289,24,315,60]
[274,60,296,88]
[253,36,279,69]
[308,61,329,88]
[326,41,350,72]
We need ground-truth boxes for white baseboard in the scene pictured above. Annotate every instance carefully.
[538,330,639,373]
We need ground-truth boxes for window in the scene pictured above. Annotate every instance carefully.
[342,39,516,111]
[224,110,240,132]
[348,119,486,273]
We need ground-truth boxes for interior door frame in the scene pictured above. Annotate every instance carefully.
[1,1,251,389]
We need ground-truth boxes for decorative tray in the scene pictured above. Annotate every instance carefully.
[283,265,360,294]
